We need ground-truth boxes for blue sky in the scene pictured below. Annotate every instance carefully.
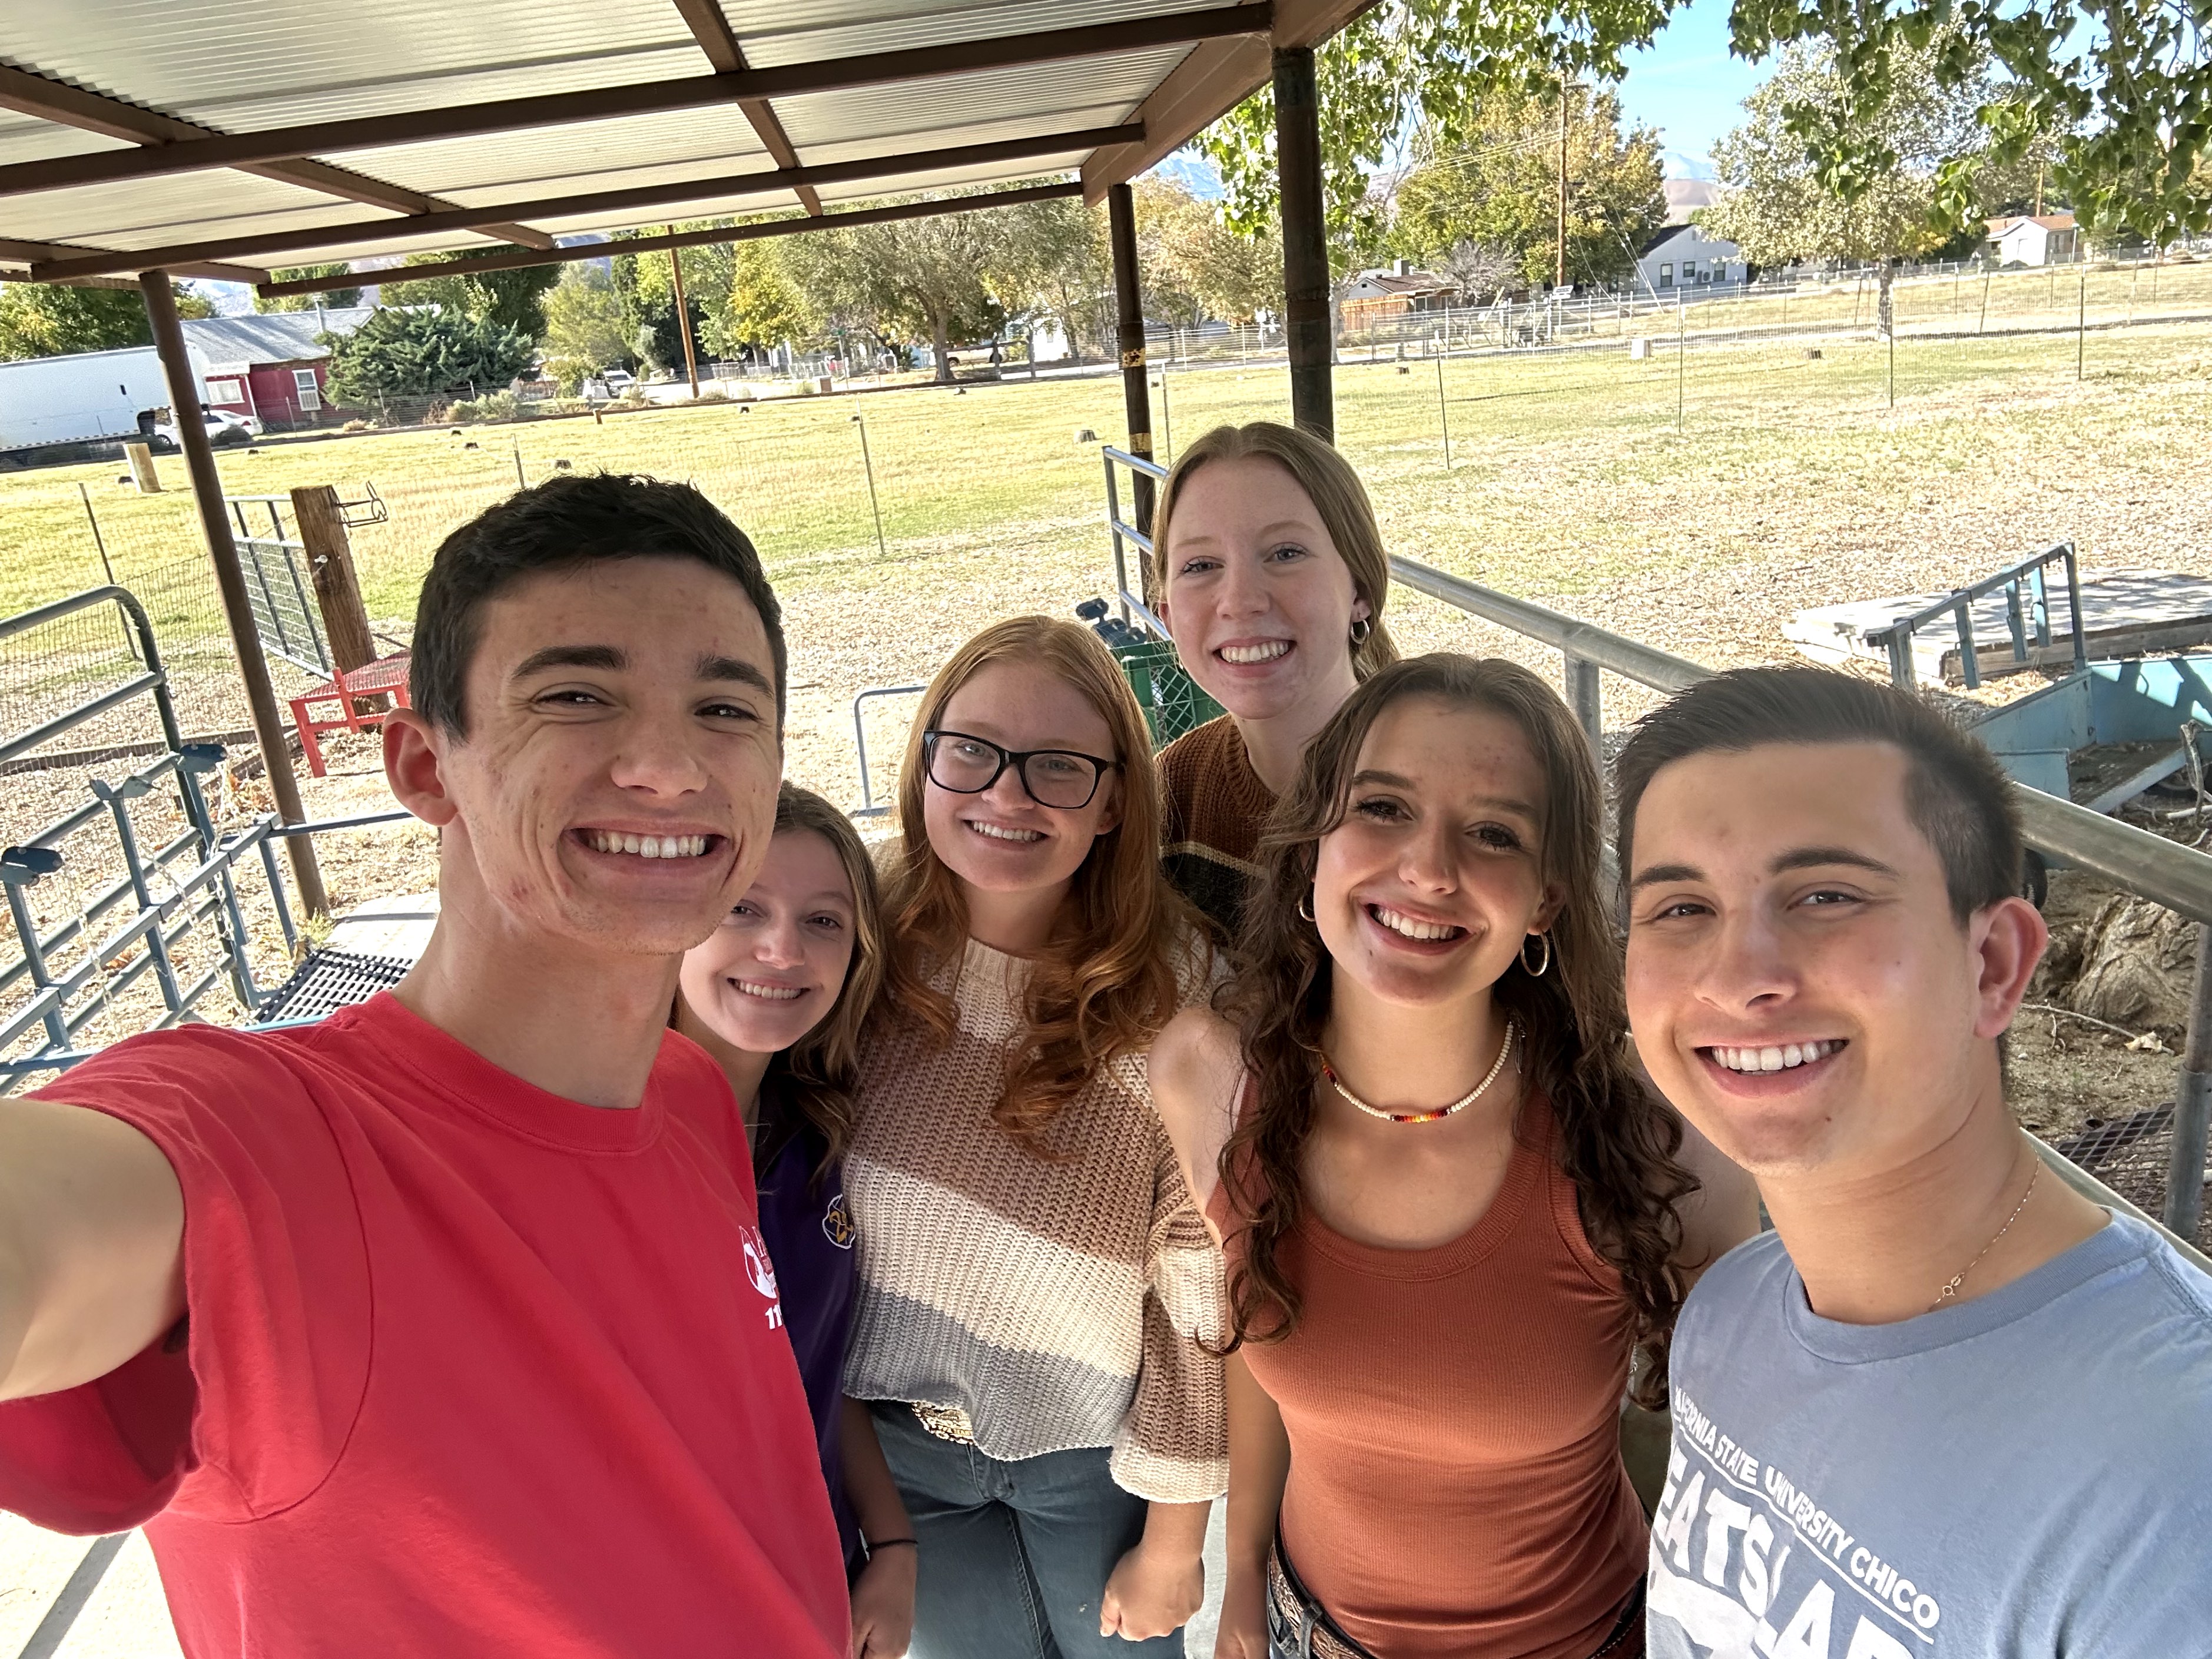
[1615,0,1774,177]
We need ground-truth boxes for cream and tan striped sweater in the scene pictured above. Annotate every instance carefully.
[842,935,1228,1504]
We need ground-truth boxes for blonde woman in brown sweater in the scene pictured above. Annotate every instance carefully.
[1152,422,1398,938]
[842,616,1226,1659]
[1152,656,1756,1659]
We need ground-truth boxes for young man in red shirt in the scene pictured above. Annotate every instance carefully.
[0,475,850,1657]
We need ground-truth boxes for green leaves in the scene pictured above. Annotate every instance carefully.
[321,306,534,402]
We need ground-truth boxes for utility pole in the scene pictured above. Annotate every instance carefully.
[666,230,700,397]
[1556,74,1571,292]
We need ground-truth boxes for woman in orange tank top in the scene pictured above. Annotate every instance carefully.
[1151,655,1756,1659]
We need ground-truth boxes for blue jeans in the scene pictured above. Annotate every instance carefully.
[873,1403,1185,1659]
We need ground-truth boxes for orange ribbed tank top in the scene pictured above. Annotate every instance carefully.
[1211,1089,1647,1659]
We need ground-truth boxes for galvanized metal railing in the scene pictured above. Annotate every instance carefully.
[1387,553,2212,1247]
[1862,541,2088,691]
[2,585,415,1086]
[1102,446,1172,638]
[225,493,332,676]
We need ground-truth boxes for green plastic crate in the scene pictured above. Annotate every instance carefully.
[1112,638,1225,751]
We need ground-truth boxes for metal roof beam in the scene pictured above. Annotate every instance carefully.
[669,0,825,215]
[0,62,556,248]
[0,234,267,285]
[30,124,1140,281]
[0,6,1272,198]
[1083,0,1377,198]
[256,180,1085,298]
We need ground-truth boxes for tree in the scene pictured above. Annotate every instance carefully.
[608,235,709,374]
[0,280,208,359]
[780,191,1030,382]
[322,306,534,404]
[540,264,629,388]
[1135,177,1286,324]
[1392,83,1665,291]
[399,246,562,339]
[1196,0,2210,266]
[257,266,362,311]
[706,239,817,357]
[1702,38,1982,333]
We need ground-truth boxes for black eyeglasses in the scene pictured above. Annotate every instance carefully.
[921,729,1120,810]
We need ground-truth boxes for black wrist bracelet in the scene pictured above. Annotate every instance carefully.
[866,1537,918,1552]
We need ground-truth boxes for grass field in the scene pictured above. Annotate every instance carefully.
[1,267,2207,1147]
[5,279,2208,788]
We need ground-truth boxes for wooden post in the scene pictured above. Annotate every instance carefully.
[124,441,161,492]
[1275,44,1334,443]
[140,273,328,918]
[1108,181,1157,593]
[291,485,376,673]
[668,233,701,398]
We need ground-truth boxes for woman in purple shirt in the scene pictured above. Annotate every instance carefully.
[676,784,914,1658]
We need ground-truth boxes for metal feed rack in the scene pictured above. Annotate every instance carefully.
[225,493,333,676]
[2,585,413,1086]
[1863,542,2088,692]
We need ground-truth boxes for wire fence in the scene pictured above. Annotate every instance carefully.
[4,251,2207,777]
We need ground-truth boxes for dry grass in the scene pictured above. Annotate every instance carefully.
[2,301,2207,1086]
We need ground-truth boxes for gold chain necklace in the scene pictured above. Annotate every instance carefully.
[1319,1020,1518,1125]
[1930,1149,2041,1312]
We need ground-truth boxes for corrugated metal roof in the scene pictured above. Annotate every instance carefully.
[2,170,393,249]
[180,305,375,366]
[725,0,1236,68]
[4,0,708,130]
[772,49,1181,147]
[341,108,771,201]
[0,1,1349,284]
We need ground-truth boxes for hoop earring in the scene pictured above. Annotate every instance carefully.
[1520,931,1552,978]
[1298,890,1315,923]
[1348,616,1372,648]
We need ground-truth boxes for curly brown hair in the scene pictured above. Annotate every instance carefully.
[1216,653,1697,1408]
[879,616,1195,1152]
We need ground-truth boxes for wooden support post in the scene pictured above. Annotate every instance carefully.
[1108,181,1157,596]
[667,233,701,397]
[140,273,328,919]
[124,441,161,492]
[291,485,376,672]
[1274,44,1334,443]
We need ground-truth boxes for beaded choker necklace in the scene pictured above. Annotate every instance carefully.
[1319,1020,1518,1124]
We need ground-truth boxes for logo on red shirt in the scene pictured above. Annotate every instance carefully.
[739,1224,784,1329]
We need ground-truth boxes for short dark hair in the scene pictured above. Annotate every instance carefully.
[409,473,785,737]
[1614,667,2024,923]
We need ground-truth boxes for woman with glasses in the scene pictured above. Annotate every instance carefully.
[673,784,916,1658]
[1153,422,1398,940]
[842,616,1225,1659]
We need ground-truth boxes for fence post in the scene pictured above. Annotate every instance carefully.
[851,413,887,560]
[291,486,377,675]
[1564,655,1601,758]
[2166,925,2212,1240]
[2076,257,2088,381]
[1978,268,1991,334]
[1435,354,1452,471]
[1676,300,1686,433]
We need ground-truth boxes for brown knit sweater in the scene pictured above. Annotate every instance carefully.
[843,935,1228,1502]
[1159,714,1275,941]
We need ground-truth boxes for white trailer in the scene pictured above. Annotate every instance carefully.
[0,344,211,457]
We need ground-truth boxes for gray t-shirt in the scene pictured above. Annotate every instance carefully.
[1647,1212,2212,1659]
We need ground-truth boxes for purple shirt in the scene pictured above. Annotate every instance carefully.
[755,1111,861,1564]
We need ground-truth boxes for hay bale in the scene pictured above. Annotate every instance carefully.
[2064,895,2199,1028]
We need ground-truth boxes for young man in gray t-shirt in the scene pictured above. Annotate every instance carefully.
[1615,666,2212,1658]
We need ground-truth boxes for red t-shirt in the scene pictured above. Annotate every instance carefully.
[0,993,847,1658]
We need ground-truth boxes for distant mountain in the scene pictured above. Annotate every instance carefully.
[1149,150,1225,200]
[1664,178,1720,224]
